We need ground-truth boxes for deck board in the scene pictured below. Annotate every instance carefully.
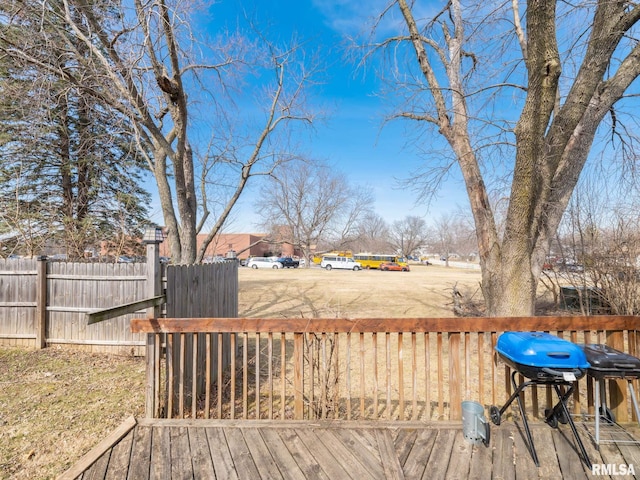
[277,428,331,479]
[82,450,110,480]
[555,431,587,480]
[242,427,284,480]
[295,428,358,479]
[224,427,261,479]
[374,429,405,479]
[150,425,171,479]
[525,426,561,478]
[259,428,308,480]
[423,428,456,479]
[488,424,515,480]
[205,427,239,479]
[510,423,540,480]
[327,428,384,478]
[394,427,419,467]
[104,428,133,479]
[169,426,193,480]
[352,427,385,459]
[128,425,152,480]
[62,418,640,479]
[467,435,493,480]
[446,430,473,479]
[187,427,216,479]
[402,428,436,479]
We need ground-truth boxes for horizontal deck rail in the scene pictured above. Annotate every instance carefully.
[131,316,640,422]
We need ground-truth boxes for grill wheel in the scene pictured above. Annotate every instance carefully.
[489,405,501,426]
[544,408,558,428]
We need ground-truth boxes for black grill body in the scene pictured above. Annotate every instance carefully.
[580,344,640,444]
[581,344,640,380]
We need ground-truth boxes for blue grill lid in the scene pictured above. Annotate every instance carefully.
[496,331,590,369]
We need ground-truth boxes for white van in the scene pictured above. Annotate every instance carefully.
[246,257,283,269]
[320,255,362,271]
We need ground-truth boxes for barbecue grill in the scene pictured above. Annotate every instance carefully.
[581,344,640,445]
[489,331,591,467]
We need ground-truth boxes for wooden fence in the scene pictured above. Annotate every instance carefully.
[163,263,240,410]
[131,315,640,423]
[0,257,238,355]
[0,258,41,348]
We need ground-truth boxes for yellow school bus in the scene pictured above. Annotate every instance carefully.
[352,253,409,270]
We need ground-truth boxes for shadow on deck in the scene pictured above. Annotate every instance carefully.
[59,417,640,479]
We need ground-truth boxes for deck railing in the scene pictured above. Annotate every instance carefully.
[131,316,640,422]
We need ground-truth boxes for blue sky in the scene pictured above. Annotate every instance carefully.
[149,0,469,232]
[141,0,640,237]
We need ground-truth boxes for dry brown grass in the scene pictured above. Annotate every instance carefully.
[238,262,483,318]
[0,348,146,480]
[0,263,481,479]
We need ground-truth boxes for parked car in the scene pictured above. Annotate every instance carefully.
[203,256,227,264]
[247,257,283,269]
[277,257,300,268]
[380,262,410,272]
[320,255,362,271]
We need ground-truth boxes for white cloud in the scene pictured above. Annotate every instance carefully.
[311,0,444,44]
[311,0,402,37]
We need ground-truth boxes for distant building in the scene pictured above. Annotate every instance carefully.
[158,232,297,261]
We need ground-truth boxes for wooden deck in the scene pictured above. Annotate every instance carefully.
[59,417,640,479]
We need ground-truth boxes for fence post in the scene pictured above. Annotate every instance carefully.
[144,231,163,418]
[35,257,48,349]
[145,240,162,319]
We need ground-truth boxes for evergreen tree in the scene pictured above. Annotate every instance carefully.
[0,5,150,259]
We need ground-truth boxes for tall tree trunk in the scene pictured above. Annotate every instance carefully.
[484,0,561,316]
[393,0,640,316]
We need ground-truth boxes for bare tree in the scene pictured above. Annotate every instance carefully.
[546,172,640,315]
[432,214,455,267]
[454,223,478,261]
[366,0,640,315]
[587,218,640,316]
[390,215,428,258]
[353,213,392,253]
[0,1,318,264]
[257,161,373,266]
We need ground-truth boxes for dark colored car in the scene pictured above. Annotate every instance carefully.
[277,257,300,268]
[380,262,410,272]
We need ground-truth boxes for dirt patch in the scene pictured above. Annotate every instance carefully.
[0,263,481,479]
